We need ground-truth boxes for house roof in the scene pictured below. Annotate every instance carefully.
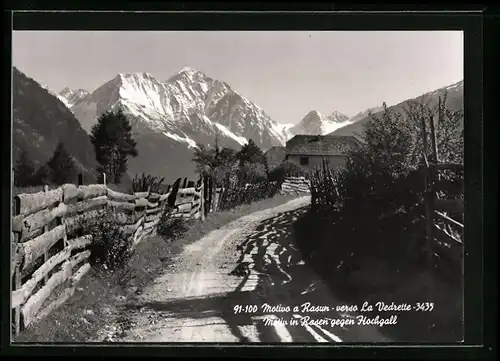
[286,134,362,156]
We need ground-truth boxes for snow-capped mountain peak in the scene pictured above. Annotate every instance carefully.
[290,109,351,136]
[178,66,197,74]
[58,87,90,108]
[118,72,156,82]
[326,110,350,124]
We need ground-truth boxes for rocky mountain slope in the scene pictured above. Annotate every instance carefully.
[330,80,464,138]
[12,67,98,182]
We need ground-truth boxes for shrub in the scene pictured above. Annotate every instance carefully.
[339,97,462,228]
[306,95,463,272]
[157,208,190,240]
[83,213,134,271]
[237,162,267,184]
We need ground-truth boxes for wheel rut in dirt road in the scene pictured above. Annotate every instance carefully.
[114,196,389,343]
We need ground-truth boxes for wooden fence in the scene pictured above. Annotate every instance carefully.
[212,181,281,212]
[424,162,464,274]
[11,180,204,336]
[170,185,205,220]
[419,108,464,277]
[11,171,289,336]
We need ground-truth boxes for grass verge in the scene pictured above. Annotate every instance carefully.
[13,193,300,343]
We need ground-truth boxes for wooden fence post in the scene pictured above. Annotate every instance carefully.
[12,196,21,336]
[206,177,212,213]
[77,173,83,186]
[421,117,434,267]
[203,176,209,217]
[215,188,222,212]
[199,182,205,221]
[102,173,106,187]
[430,99,442,199]
[14,263,21,336]
[43,185,49,285]
[429,114,439,163]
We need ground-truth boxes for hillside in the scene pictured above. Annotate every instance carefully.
[330,80,464,138]
[12,67,99,183]
[348,105,385,123]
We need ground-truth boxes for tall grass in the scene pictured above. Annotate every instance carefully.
[309,158,344,213]
[131,173,166,194]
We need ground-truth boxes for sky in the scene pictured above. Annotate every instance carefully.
[12,31,463,124]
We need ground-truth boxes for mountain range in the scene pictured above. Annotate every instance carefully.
[13,65,464,184]
[65,67,300,181]
[70,67,287,147]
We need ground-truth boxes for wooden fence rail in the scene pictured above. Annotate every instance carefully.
[11,179,204,336]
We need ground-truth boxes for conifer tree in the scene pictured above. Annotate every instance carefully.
[236,139,264,166]
[13,148,35,187]
[236,139,266,183]
[47,141,77,185]
[90,108,138,184]
[33,164,53,186]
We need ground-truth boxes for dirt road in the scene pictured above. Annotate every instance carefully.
[112,196,390,343]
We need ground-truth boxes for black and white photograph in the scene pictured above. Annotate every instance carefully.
[11,28,465,344]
